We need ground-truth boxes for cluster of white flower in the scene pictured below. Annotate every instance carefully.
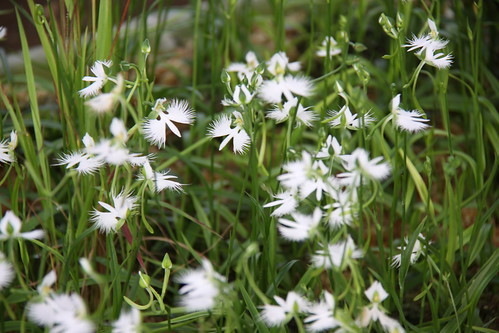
[27,270,142,332]
[209,51,314,154]
[56,119,148,174]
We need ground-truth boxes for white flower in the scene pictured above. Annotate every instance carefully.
[304,291,340,332]
[175,259,227,312]
[110,118,128,143]
[277,151,334,201]
[423,47,453,69]
[327,105,375,130]
[260,291,309,327]
[208,111,250,154]
[226,51,260,80]
[266,52,301,76]
[259,75,313,104]
[365,281,388,304]
[0,131,17,164]
[0,26,6,40]
[143,99,195,147]
[316,135,342,159]
[139,161,183,192]
[316,36,342,58]
[338,148,391,187]
[0,252,14,290]
[85,74,124,114]
[277,207,322,241]
[263,190,298,217]
[112,307,141,333]
[55,152,104,175]
[79,60,113,98]
[311,236,362,269]
[37,270,57,297]
[0,211,44,240]
[91,191,138,234]
[390,94,430,132]
[27,292,95,333]
[391,233,427,268]
[323,189,357,229]
[266,97,317,127]
[222,84,255,106]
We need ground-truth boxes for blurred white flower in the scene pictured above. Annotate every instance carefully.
[277,207,322,242]
[316,36,342,58]
[0,211,44,241]
[365,281,388,304]
[91,191,138,234]
[0,252,14,290]
[323,189,357,229]
[208,111,250,154]
[391,233,427,268]
[85,74,124,114]
[263,190,298,217]
[138,161,183,192]
[266,97,317,127]
[260,291,309,327]
[79,60,113,98]
[28,292,95,333]
[112,307,141,333]
[311,236,362,269]
[316,135,342,159]
[259,75,313,104]
[37,270,57,297]
[226,51,260,80]
[304,291,340,332]
[175,259,228,312]
[328,105,375,130]
[143,98,195,147]
[338,148,391,187]
[266,52,301,76]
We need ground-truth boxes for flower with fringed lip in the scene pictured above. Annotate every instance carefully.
[338,148,391,187]
[390,94,430,133]
[266,97,317,127]
[112,307,141,333]
[175,259,228,312]
[277,207,322,242]
[327,105,375,130]
[311,236,363,269]
[143,98,196,147]
[260,291,309,327]
[0,131,17,164]
[27,292,95,333]
[403,18,452,70]
[208,111,251,154]
[138,161,183,193]
[79,60,113,98]
[258,75,313,104]
[0,211,44,241]
[304,291,340,332]
[0,252,14,290]
[263,190,298,217]
[91,190,138,234]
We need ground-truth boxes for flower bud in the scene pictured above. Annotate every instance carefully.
[379,13,398,39]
